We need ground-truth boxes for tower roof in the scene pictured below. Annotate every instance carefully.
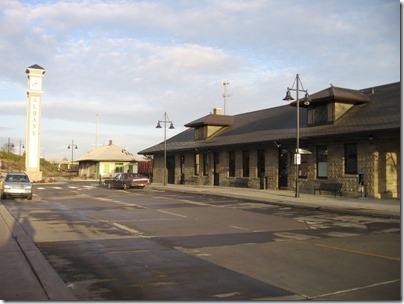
[27,64,45,70]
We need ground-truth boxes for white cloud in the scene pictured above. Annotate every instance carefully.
[0,0,399,160]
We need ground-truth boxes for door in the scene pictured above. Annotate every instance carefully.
[213,152,220,186]
[180,155,185,184]
[167,156,176,184]
[278,149,288,189]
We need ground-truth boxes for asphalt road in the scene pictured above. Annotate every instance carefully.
[2,181,400,300]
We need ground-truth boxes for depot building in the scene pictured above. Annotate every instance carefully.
[139,82,400,199]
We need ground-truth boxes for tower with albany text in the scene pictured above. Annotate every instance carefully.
[25,64,45,182]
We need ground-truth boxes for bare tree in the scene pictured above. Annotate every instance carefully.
[1,143,15,153]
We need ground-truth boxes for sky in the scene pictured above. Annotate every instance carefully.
[0,0,400,161]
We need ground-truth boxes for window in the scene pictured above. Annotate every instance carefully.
[344,143,357,174]
[242,150,249,177]
[317,145,328,178]
[194,153,200,175]
[257,149,265,177]
[229,151,235,177]
[195,127,205,140]
[115,162,124,173]
[180,155,185,175]
[308,103,333,126]
[202,153,208,176]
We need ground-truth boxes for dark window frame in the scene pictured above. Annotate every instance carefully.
[316,145,328,179]
[344,143,358,174]
[229,151,235,177]
[202,153,208,176]
[242,150,250,177]
[257,149,265,177]
[194,153,200,176]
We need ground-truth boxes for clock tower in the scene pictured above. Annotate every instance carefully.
[25,64,45,182]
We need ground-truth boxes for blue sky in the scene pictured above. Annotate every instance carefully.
[0,0,400,161]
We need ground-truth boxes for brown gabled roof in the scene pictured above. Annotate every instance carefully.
[139,82,400,155]
[291,85,371,107]
[184,113,235,128]
[76,144,145,162]
[309,85,371,104]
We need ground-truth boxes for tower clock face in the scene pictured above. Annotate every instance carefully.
[30,77,42,90]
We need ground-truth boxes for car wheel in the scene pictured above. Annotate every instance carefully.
[1,193,6,199]
[107,183,112,189]
[27,195,32,200]
[123,183,129,190]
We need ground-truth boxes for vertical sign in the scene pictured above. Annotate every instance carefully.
[25,64,45,182]
[28,96,40,168]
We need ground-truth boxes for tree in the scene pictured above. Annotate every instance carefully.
[1,143,15,153]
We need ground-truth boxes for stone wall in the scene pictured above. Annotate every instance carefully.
[151,130,400,199]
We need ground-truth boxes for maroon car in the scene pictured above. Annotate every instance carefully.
[104,173,150,190]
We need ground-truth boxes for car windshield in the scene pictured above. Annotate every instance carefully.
[128,174,141,178]
[6,175,29,182]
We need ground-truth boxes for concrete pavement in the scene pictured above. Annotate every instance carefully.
[0,181,399,301]
[151,183,400,219]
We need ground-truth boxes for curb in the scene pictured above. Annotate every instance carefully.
[0,204,76,301]
[151,185,400,219]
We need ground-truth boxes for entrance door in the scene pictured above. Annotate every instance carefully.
[213,152,219,186]
[167,156,175,184]
[278,149,288,189]
[180,155,185,184]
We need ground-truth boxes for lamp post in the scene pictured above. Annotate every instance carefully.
[7,138,14,172]
[19,141,25,172]
[156,112,175,186]
[283,74,310,198]
[67,140,78,177]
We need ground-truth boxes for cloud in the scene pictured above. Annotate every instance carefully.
[0,0,399,160]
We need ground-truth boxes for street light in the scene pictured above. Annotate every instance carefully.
[7,138,14,172]
[67,140,78,176]
[19,140,25,172]
[283,73,311,198]
[156,112,175,186]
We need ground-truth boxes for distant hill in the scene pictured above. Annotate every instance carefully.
[0,151,64,177]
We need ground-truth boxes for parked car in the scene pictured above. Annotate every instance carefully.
[104,173,150,190]
[1,172,33,200]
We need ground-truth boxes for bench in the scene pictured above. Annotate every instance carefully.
[185,176,199,185]
[314,183,342,197]
[230,177,249,188]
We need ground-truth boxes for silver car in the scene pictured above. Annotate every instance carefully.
[1,172,33,200]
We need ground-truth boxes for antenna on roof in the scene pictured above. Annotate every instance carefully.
[222,80,231,115]
[96,113,99,148]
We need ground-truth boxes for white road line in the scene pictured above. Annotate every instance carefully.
[230,225,264,232]
[112,222,142,234]
[213,291,241,298]
[157,209,188,218]
[312,279,400,300]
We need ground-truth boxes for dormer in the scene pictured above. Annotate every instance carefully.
[292,85,371,126]
[184,108,235,140]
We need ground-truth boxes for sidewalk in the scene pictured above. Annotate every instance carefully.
[151,183,400,219]
[0,204,76,301]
